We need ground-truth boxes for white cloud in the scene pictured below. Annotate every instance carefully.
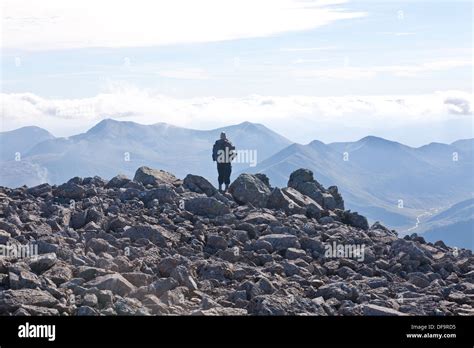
[378,32,416,37]
[157,68,209,80]
[1,0,366,51]
[294,59,473,79]
[281,46,338,52]
[1,87,472,146]
[293,58,330,64]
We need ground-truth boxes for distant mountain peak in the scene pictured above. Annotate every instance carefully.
[359,135,391,143]
[86,118,140,135]
[234,121,263,131]
[308,139,326,147]
[1,125,55,138]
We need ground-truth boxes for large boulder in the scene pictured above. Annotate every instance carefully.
[229,174,271,208]
[26,183,52,197]
[257,234,300,251]
[328,186,344,210]
[9,269,42,289]
[27,253,57,274]
[142,185,178,204]
[282,187,324,218]
[322,193,337,210]
[254,173,271,189]
[54,182,86,200]
[206,235,228,251]
[105,174,131,188]
[85,274,136,296]
[287,169,324,205]
[133,166,180,187]
[390,238,432,265]
[243,212,278,225]
[267,188,305,215]
[185,197,230,216]
[0,289,59,313]
[123,225,169,247]
[42,262,73,286]
[288,169,316,186]
[341,210,369,230]
[183,174,218,197]
[281,187,316,207]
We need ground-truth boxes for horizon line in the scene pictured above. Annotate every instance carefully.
[2,118,472,150]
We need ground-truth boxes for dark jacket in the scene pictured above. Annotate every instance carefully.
[212,139,236,164]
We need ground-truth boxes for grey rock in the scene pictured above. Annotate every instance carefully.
[148,278,179,296]
[87,238,110,254]
[322,193,337,210]
[327,186,344,210]
[256,277,276,294]
[192,307,247,315]
[0,230,10,244]
[77,306,99,315]
[9,270,41,289]
[249,295,294,315]
[315,282,359,301]
[285,248,306,260]
[342,210,369,230]
[218,246,240,262]
[83,293,98,307]
[257,234,299,251]
[206,235,228,251]
[229,174,271,208]
[267,188,305,214]
[170,265,198,290]
[105,174,131,188]
[183,174,218,197]
[0,289,58,312]
[85,273,136,296]
[43,262,73,286]
[362,304,407,316]
[143,185,178,204]
[243,212,278,225]
[287,169,324,205]
[27,183,52,197]
[123,225,168,247]
[70,210,88,229]
[133,166,180,187]
[122,272,153,287]
[408,272,431,288]
[54,182,86,200]
[185,197,230,216]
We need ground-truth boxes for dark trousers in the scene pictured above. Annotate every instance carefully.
[217,163,232,186]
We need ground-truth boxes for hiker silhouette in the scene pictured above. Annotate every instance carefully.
[212,132,236,192]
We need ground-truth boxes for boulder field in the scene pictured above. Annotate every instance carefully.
[0,166,472,316]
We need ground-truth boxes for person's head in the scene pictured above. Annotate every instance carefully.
[220,132,227,140]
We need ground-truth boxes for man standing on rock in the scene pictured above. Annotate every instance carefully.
[212,132,236,192]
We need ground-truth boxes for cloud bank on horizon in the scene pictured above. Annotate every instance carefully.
[1,88,472,146]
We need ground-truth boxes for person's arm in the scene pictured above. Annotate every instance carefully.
[212,142,218,161]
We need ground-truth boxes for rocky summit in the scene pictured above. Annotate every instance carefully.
[0,166,472,316]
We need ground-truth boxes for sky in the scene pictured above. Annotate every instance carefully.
[0,0,473,145]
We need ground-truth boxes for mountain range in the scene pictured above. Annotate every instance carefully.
[0,120,291,187]
[414,198,473,249]
[0,119,472,248]
[249,136,473,229]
